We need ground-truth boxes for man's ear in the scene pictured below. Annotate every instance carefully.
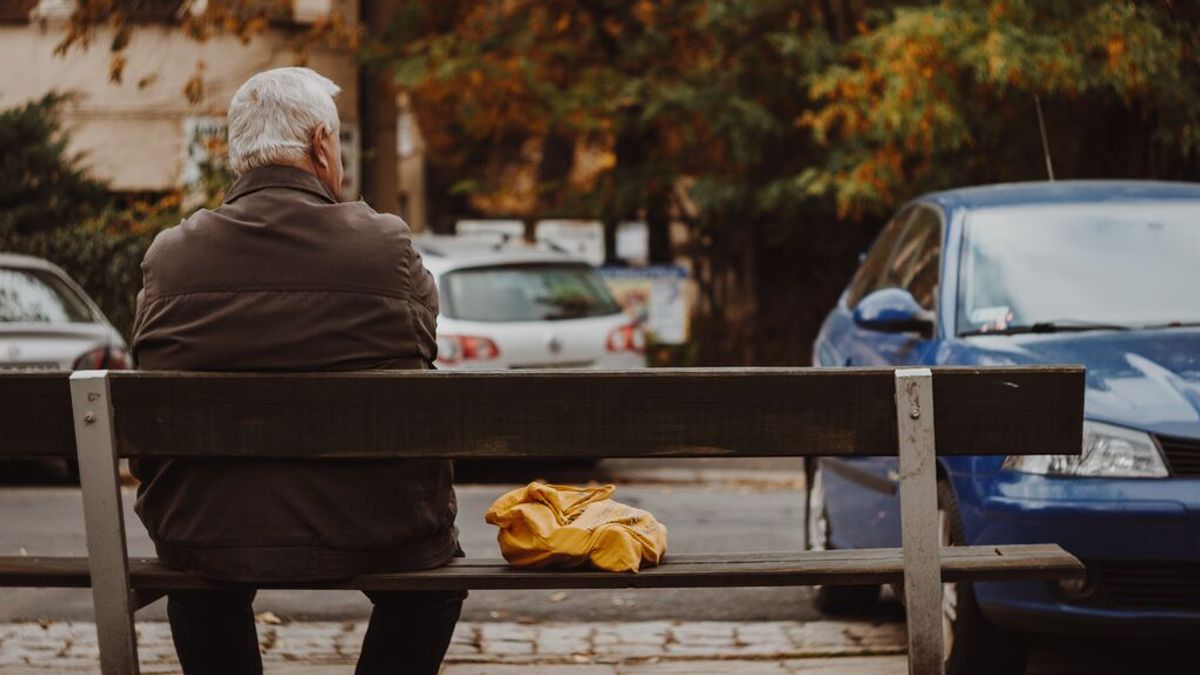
[310,126,329,169]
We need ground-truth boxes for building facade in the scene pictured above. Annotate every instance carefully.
[0,0,427,227]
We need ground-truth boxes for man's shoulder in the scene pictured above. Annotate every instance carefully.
[334,200,413,236]
[142,212,197,264]
[144,200,416,271]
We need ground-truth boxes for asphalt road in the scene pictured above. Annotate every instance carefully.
[1,458,1192,673]
[0,458,839,624]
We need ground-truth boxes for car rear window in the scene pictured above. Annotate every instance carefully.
[442,264,622,322]
[0,267,95,323]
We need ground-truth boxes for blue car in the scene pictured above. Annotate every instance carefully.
[810,180,1200,675]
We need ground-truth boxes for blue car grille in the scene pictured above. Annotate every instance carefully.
[1156,435,1200,477]
[1095,561,1200,610]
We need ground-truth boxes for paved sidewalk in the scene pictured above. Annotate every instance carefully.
[0,619,907,674]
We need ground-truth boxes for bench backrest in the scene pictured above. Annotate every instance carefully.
[2,366,1083,460]
[0,366,1085,675]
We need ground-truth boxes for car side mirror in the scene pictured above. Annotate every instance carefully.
[853,288,935,337]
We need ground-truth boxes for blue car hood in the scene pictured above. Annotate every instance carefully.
[945,329,1200,439]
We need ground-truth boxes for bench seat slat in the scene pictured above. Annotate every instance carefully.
[0,545,1082,591]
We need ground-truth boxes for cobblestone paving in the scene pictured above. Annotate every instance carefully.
[0,620,906,673]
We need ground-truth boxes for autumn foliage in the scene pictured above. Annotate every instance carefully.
[804,0,1200,217]
[380,0,1200,361]
[30,0,1200,362]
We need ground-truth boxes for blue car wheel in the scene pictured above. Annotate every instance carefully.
[937,480,1031,675]
[806,459,881,614]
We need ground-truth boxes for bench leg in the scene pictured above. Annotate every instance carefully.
[895,368,944,675]
[71,371,140,675]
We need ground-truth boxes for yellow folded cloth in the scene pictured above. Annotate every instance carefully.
[485,482,668,573]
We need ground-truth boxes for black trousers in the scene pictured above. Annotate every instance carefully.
[166,588,465,675]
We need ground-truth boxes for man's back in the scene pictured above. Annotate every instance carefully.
[131,165,458,582]
[134,165,438,371]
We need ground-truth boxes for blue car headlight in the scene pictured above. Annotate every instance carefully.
[1002,420,1169,478]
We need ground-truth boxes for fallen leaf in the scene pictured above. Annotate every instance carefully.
[255,611,283,625]
[550,591,569,603]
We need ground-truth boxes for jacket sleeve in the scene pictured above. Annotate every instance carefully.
[403,231,440,365]
[409,244,439,322]
[129,231,165,367]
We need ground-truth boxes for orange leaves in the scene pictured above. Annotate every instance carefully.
[1106,34,1127,69]
[803,100,862,146]
[55,0,326,106]
[108,54,127,84]
[632,0,657,27]
[853,145,903,196]
[801,7,983,217]
[602,17,625,39]
[96,191,189,236]
[304,8,361,51]
[802,0,1200,219]
[109,25,131,53]
[987,2,1007,24]
[184,62,207,106]
[241,16,269,42]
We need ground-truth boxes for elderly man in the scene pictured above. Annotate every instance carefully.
[131,67,462,674]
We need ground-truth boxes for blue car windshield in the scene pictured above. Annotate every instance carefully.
[958,201,1200,335]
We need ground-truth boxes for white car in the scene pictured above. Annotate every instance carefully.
[0,253,129,371]
[416,236,644,370]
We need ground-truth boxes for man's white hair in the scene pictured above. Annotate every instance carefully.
[226,67,341,175]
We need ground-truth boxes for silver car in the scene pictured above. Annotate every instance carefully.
[0,253,129,371]
[415,236,645,370]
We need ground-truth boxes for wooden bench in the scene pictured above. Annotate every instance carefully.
[0,366,1086,675]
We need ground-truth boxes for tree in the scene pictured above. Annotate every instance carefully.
[384,1,851,359]
[0,94,232,337]
[46,0,399,207]
[53,0,355,97]
[0,94,109,234]
[802,0,1200,217]
[34,0,1200,363]
[384,1,716,259]
[379,0,1200,364]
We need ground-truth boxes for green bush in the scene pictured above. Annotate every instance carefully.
[0,94,109,235]
[0,93,233,341]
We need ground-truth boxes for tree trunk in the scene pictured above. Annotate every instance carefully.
[602,214,621,265]
[645,180,672,264]
[359,0,401,216]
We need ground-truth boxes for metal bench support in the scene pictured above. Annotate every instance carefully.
[895,368,944,675]
[71,371,140,675]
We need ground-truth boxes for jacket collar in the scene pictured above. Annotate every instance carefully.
[223,165,339,205]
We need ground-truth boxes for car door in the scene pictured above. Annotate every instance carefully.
[815,203,946,549]
[842,204,943,368]
[814,208,912,368]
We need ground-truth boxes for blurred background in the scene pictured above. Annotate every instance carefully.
[5,5,1200,673]
[5,0,1199,367]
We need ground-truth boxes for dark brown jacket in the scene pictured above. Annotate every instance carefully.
[130,165,458,582]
